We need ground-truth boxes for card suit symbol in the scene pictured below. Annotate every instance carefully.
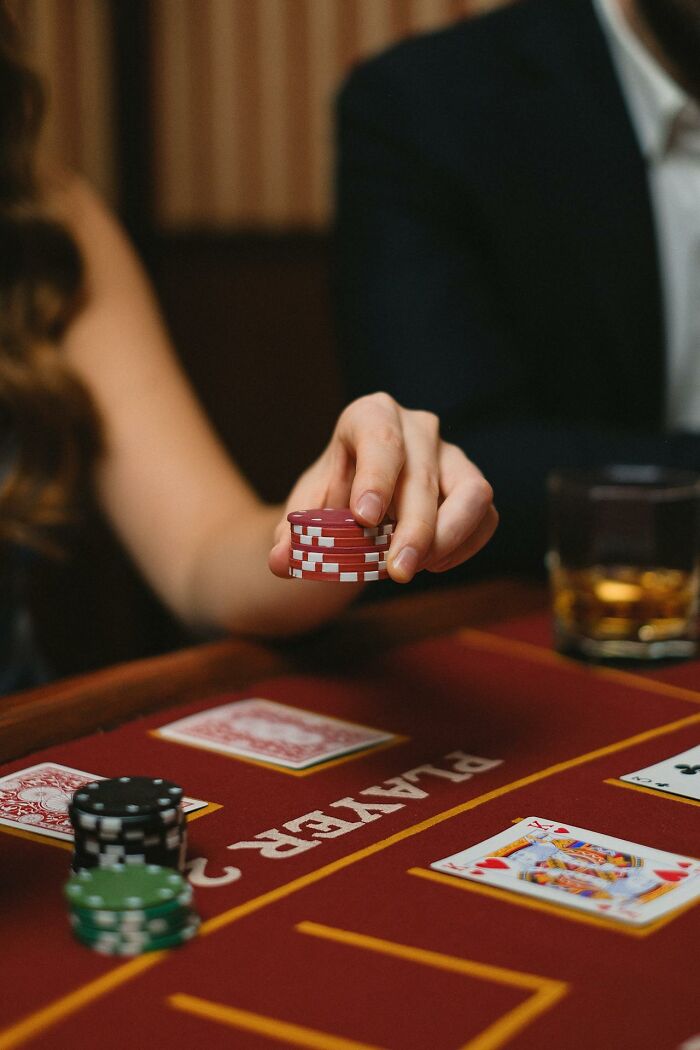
[476,858,510,870]
[678,862,692,869]
[653,869,687,882]
[597,904,611,910]
[554,827,569,833]
[470,869,484,876]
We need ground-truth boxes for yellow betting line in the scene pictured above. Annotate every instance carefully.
[168,924,567,1050]
[169,993,386,1050]
[0,826,72,851]
[2,709,699,1049]
[458,628,700,707]
[297,920,568,1050]
[149,731,407,776]
[407,867,700,939]
[604,778,700,809]
[0,954,166,1050]
[0,804,221,852]
[460,985,566,1050]
[296,920,560,991]
[184,802,222,822]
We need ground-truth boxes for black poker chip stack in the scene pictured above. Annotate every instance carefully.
[68,777,187,874]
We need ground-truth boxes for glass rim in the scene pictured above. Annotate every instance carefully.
[547,465,700,501]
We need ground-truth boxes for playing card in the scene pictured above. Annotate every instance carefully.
[431,816,700,925]
[156,697,393,769]
[0,762,208,842]
[619,744,700,803]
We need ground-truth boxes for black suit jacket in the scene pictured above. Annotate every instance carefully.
[335,0,695,575]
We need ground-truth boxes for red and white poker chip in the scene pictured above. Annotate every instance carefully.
[288,509,359,527]
[286,508,395,582]
[287,508,394,534]
[291,559,388,573]
[291,533,391,550]
[290,548,388,564]
[291,523,394,538]
[289,567,389,582]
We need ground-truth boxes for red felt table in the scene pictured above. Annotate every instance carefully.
[0,580,698,1050]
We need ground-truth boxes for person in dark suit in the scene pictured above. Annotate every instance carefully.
[334,0,700,577]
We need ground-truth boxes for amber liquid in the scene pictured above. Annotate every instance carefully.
[551,564,699,659]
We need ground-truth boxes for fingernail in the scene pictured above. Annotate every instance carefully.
[391,545,419,580]
[356,491,383,524]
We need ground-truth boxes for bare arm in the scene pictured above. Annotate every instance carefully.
[51,176,357,634]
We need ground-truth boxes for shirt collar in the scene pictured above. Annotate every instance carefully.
[593,0,695,160]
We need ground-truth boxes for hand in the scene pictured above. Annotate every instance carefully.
[269,392,497,583]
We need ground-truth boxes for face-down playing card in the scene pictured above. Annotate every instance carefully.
[619,744,700,803]
[431,816,700,925]
[155,697,394,769]
[0,762,207,842]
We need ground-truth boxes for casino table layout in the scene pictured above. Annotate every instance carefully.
[0,579,698,1050]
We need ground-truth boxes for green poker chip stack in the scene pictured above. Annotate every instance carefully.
[64,864,200,956]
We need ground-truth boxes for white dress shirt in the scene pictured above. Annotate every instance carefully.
[594,0,700,431]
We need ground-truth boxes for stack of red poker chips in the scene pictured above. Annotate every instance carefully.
[287,508,395,582]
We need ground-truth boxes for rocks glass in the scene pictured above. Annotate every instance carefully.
[547,466,700,660]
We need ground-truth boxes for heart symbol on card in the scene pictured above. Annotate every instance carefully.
[476,858,509,870]
[654,869,687,882]
[678,862,692,869]
[469,869,484,876]
[554,827,570,833]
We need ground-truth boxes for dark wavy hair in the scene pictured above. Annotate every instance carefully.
[0,1,101,552]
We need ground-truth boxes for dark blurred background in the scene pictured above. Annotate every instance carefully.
[19,0,504,676]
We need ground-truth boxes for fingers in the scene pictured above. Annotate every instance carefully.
[340,394,407,525]
[268,393,497,585]
[389,437,497,581]
[268,546,289,578]
[422,443,497,571]
[427,504,499,573]
[385,410,441,583]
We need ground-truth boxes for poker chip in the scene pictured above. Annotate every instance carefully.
[71,829,186,873]
[65,783,200,957]
[71,777,183,817]
[69,776,187,874]
[68,804,182,833]
[291,548,387,564]
[291,524,394,538]
[72,915,201,955]
[71,906,197,938]
[295,559,388,573]
[65,864,189,911]
[289,567,389,582]
[69,898,201,955]
[287,509,394,529]
[70,885,193,927]
[287,508,396,584]
[291,534,391,549]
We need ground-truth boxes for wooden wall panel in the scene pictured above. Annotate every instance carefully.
[16,0,510,230]
[19,0,117,205]
[149,0,500,231]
